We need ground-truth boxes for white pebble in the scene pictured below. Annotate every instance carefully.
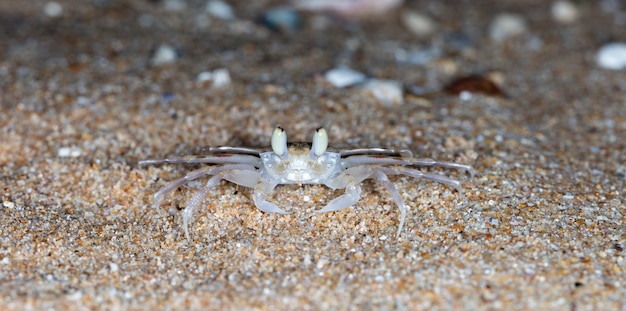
[361,79,404,105]
[206,0,234,20]
[293,0,403,18]
[551,1,579,24]
[151,44,177,66]
[197,68,231,89]
[324,67,367,88]
[44,1,63,17]
[2,201,15,209]
[197,71,213,82]
[401,10,436,37]
[459,91,473,101]
[58,147,82,158]
[596,43,626,70]
[210,68,231,88]
[489,13,527,41]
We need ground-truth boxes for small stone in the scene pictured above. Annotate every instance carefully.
[2,201,15,209]
[197,68,231,89]
[459,91,473,101]
[292,0,404,19]
[596,43,626,70]
[197,72,213,82]
[58,147,82,158]
[361,79,404,105]
[551,1,579,24]
[151,44,177,66]
[43,1,63,18]
[259,7,300,32]
[489,13,527,41]
[401,10,436,37]
[206,0,234,20]
[324,67,367,88]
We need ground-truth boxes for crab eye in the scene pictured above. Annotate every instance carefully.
[271,126,288,156]
[311,127,328,156]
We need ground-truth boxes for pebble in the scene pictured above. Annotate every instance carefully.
[150,44,177,66]
[489,13,527,41]
[43,1,63,18]
[2,201,15,209]
[551,1,579,24]
[324,67,403,104]
[361,79,404,105]
[293,0,404,19]
[401,10,436,37]
[197,68,232,89]
[206,0,234,20]
[58,147,83,158]
[459,91,473,101]
[259,7,300,32]
[324,67,367,88]
[596,42,626,70]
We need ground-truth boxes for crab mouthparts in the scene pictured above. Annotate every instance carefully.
[285,169,315,182]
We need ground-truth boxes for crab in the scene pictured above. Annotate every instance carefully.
[139,127,473,240]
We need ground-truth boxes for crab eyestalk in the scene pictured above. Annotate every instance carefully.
[271,126,288,158]
[311,127,328,158]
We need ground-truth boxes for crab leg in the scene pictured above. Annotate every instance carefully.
[379,166,466,201]
[183,173,226,241]
[208,146,262,155]
[339,148,413,158]
[403,158,474,177]
[138,154,260,166]
[316,166,373,213]
[183,169,263,241]
[343,156,473,177]
[253,181,291,214]
[152,164,256,215]
[316,166,410,236]
[372,169,407,237]
[342,155,409,167]
[317,177,361,213]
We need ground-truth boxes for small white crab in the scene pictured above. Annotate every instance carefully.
[139,127,473,240]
